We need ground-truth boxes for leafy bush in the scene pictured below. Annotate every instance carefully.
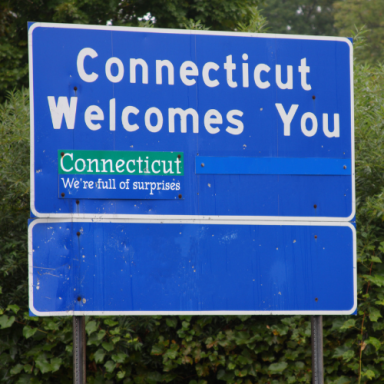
[1,44,384,383]
[0,89,30,310]
[0,0,262,102]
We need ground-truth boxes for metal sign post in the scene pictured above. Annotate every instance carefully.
[311,315,324,384]
[73,316,86,384]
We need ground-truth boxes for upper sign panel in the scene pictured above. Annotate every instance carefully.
[29,23,354,220]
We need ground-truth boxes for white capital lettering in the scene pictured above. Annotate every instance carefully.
[254,64,270,89]
[48,97,78,129]
[145,107,163,133]
[85,105,104,131]
[156,60,174,85]
[105,58,124,83]
[61,153,73,172]
[275,103,299,136]
[109,98,115,131]
[301,112,318,137]
[298,58,311,91]
[204,109,222,134]
[77,48,98,83]
[276,65,293,90]
[202,62,219,87]
[122,106,139,132]
[323,113,340,138]
[130,58,148,84]
[180,61,198,86]
[169,108,199,133]
[224,55,237,88]
[226,110,244,135]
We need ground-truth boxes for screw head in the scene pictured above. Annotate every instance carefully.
[77,296,81,302]
[201,163,205,167]
[74,86,78,91]
[178,194,182,199]
[314,204,317,209]
[61,152,64,157]
[315,298,318,302]
[314,235,318,239]
[76,200,80,205]
[76,231,81,237]
[177,154,181,159]
[343,165,347,169]
[312,95,316,100]
[61,192,65,197]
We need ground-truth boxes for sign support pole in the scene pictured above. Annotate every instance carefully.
[311,315,324,384]
[73,316,86,384]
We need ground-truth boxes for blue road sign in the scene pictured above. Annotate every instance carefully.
[29,220,356,316]
[29,23,354,221]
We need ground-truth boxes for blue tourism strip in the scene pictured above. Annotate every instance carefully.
[196,157,352,176]
[58,174,183,200]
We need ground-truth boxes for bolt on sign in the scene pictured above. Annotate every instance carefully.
[28,22,356,316]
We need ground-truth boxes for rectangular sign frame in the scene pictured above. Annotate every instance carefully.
[29,23,355,222]
[28,219,357,316]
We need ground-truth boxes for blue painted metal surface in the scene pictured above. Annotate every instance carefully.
[196,157,351,175]
[29,24,354,219]
[29,220,356,315]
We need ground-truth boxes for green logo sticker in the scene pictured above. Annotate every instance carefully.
[58,150,184,176]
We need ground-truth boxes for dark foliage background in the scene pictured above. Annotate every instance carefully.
[0,0,260,103]
[1,1,384,383]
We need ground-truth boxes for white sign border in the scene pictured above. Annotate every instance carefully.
[29,22,355,222]
[29,218,357,317]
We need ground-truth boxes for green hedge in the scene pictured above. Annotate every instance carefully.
[1,55,384,384]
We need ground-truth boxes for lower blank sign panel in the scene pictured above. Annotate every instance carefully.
[29,220,356,316]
